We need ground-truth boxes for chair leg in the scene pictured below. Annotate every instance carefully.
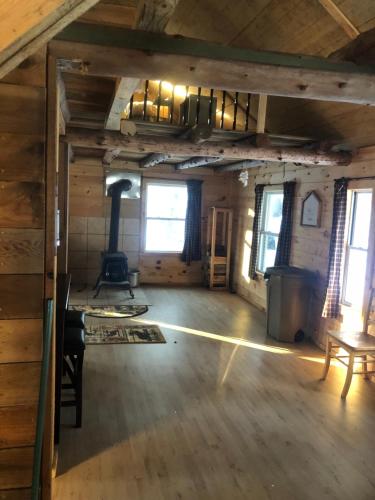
[341,352,355,399]
[321,338,332,380]
[75,352,84,428]
[362,355,369,380]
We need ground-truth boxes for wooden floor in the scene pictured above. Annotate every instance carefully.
[54,286,375,500]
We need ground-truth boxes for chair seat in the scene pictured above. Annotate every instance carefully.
[66,310,85,329]
[327,330,375,352]
[64,327,85,353]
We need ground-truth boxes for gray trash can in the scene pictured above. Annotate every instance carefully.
[264,266,316,342]
[128,270,140,288]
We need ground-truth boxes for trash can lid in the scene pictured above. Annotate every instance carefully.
[264,266,316,280]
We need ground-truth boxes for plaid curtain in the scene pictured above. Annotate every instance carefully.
[323,178,348,318]
[275,181,296,266]
[249,184,265,279]
[181,180,203,265]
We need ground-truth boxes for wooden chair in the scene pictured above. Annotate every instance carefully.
[321,288,375,398]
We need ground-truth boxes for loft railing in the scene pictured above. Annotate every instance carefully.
[125,80,255,132]
[31,299,54,500]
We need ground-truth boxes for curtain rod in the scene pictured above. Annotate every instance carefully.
[255,176,375,187]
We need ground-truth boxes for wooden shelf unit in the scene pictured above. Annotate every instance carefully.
[205,207,233,290]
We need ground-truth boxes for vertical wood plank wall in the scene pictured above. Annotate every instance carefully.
[232,148,375,347]
[0,49,48,498]
[68,158,233,286]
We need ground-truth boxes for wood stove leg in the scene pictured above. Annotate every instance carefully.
[93,273,102,291]
[93,282,103,298]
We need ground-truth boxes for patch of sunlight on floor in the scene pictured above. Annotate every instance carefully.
[299,356,341,368]
[220,345,240,385]
[130,317,291,354]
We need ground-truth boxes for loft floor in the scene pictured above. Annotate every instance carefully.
[54,286,375,500]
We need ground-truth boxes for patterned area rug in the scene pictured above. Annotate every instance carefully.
[85,322,166,344]
[70,304,148,318]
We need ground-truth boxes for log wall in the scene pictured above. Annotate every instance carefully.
[68,157,233,285]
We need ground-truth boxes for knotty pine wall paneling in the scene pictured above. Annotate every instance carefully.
[68,157,234,286]
[232,148,375,347]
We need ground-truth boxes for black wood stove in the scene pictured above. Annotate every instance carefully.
[93,179,134,299]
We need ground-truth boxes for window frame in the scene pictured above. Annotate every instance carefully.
[341,188,373,307]
[256,188,284,274]
[142,179,188,254]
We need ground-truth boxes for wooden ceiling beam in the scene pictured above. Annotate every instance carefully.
[318,0,360,40]
[63,127,352,166]
[105,0,181,131]
[0,0,100,80]
[175,156,221,170]
[52,23,375,105]
[140,153,171,168]
[256,94,268,134]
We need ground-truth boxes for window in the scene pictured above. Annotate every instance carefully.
[144,182,188,252]
[342,189,372,308]
[257,190,284,273]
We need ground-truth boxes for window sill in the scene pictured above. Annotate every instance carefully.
[141,251,182,257]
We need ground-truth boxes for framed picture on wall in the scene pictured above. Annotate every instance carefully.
[301,191,321,227]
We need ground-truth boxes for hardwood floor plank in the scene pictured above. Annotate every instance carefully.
[54,287,375,500]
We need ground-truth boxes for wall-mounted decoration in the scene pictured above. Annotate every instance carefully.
[238,170,248,187]
[105,171,141,199]
[301,191,321,227]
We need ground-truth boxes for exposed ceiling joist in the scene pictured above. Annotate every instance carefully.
[105,0,181,131]
[256,94,268,134]
[0,0,100,80]
[140,152,171,168]
[64,127,352,166]
[175,156,221,170]
[105,77,140,131]
[52,23,375,105]
[318,0,360,40]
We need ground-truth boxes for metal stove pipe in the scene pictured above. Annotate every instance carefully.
[107,179,132,253]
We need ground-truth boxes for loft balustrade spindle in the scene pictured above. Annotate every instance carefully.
[143,79,149,121]
[233,91,239,130]
[245,93,251,131]
[220,91,226,129]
